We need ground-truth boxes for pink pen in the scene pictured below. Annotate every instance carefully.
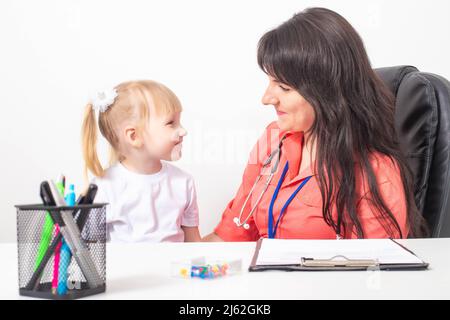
[51,175,65,294]
[51,225,62,294]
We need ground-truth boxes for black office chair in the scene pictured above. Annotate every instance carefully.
[375,66,450,237]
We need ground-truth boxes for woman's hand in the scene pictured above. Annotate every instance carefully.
[201,232,224,242]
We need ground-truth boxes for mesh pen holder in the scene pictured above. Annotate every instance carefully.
[15,203,107,300]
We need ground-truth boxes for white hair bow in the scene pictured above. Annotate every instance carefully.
[91,88,118,113]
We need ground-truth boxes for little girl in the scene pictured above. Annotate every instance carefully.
[81,80,200,243]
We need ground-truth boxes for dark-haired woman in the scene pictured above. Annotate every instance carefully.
[203,7,428,241]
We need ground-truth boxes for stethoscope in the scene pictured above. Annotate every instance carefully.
[233,136,319,238]
[232,138,284,230]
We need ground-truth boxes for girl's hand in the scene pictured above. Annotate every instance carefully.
[182,226,201,242]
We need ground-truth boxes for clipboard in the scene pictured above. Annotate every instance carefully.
[249,238,429,271]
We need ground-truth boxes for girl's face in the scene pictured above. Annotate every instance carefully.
[262,75,315,133]
[142,109,187,161]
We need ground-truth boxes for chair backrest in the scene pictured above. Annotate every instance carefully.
[375,66,450,237]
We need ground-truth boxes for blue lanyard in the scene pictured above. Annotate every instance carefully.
[268,161,312,239]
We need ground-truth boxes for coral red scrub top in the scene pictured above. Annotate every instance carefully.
[214,122,408,241]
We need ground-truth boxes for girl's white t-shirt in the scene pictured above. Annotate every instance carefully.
[92,161,199,243]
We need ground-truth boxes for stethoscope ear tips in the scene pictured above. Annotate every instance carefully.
[243,224,250,230]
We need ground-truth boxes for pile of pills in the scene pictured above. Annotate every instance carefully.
[179,263,229,279]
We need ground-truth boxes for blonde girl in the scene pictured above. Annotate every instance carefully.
[82,80,200,243]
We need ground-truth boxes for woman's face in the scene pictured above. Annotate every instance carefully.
[262,75,315,133]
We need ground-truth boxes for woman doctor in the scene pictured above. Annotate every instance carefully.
[203,7,428,241]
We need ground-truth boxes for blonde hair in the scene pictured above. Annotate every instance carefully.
[81,80,182,180]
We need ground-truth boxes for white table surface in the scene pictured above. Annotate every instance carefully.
[2,238,450,300]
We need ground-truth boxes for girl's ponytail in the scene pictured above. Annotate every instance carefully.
[81,104,105,179]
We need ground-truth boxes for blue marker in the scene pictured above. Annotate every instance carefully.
[57,184,76,295]
[65,184,76,206]
[57,241,71,295]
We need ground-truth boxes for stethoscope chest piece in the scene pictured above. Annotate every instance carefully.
[233,217,250,229]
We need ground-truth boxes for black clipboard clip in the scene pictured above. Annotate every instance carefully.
[301,255,380,268]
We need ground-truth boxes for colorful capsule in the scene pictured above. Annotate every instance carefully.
[180,268,188,278]
[186,262,232,279]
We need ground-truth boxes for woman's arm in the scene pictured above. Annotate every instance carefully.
[212,122,280,241]
[201,232,224,242]
[350,155,408,239]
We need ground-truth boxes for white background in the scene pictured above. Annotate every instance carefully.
[1,0,449,242]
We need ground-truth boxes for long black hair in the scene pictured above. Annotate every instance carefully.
[257,7,428,238]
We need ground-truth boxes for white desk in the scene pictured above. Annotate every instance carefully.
[2,238,450,299]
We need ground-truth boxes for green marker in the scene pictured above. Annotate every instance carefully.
[34,214,54,270]
[34,175,65,271]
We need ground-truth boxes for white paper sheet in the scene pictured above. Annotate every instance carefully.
[256,239,424,266]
